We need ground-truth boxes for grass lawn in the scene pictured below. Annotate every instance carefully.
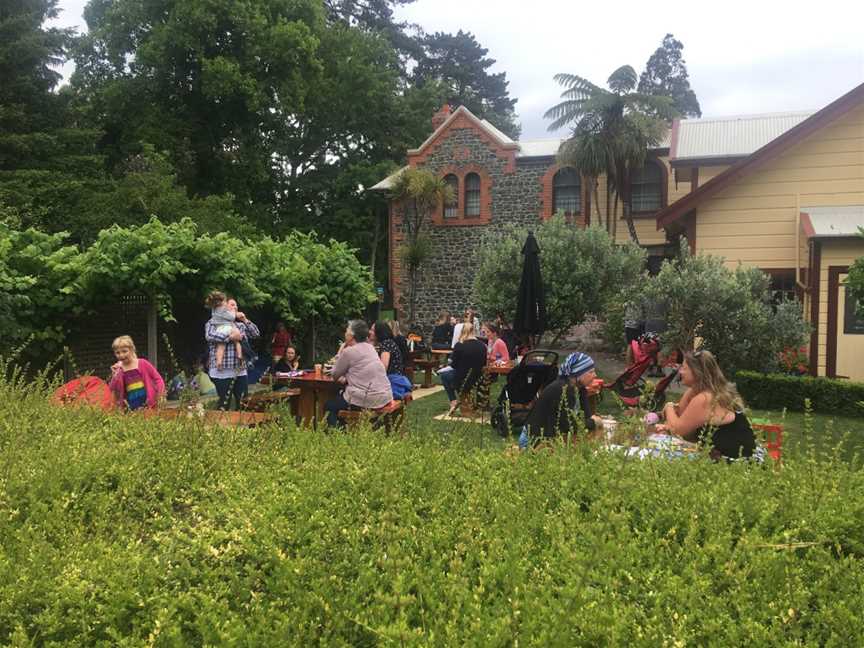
[405,375,864,461]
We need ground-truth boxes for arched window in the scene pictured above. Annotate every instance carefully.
[443,174,459,219]
[464,173,481,217]
[630,161,663,212]
[552,168,581,216]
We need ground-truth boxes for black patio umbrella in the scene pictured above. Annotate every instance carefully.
[513,231,546,343]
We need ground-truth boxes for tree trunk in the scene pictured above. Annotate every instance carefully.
[611,192,619,241]
[408,266,417,325]
[605,183,612,236]
[592,180,603,229]
[623,198,640,246]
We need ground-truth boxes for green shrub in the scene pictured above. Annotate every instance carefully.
[1,368,864,644]
[737,370,864,416]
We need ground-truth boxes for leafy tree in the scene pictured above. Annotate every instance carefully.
[71,0,433,251]
[546,66,675,245]
[414,30,520,139]
[473,216,646,340]
[638,34,701,118]
[846,229,864,315]
[642,246,810,376]
[0,225,84,354]
[391,168,452,324]
[0,0,106,238]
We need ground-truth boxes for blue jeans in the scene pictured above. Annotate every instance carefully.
[440,369,457,401]
[324,392,361,427]
[518,426,530,450]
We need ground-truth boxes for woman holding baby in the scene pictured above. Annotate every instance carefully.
[204,290,260,410]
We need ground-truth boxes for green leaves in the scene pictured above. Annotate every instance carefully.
[643,245,810,375]
[473,216,646,338]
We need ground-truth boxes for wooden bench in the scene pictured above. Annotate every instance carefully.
[339,396,411,435]
[148,408,277,428]
[413,358,438,388]
[241,388,300,412]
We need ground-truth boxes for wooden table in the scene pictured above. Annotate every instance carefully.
[284,371,341,427]
[485,362,514,376]
[430,348,452,367]
[413,358,438,388]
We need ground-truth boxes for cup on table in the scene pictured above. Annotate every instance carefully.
[314,363,322,377]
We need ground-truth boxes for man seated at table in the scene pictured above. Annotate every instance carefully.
[325,320,393,427]
[519,352,603,449]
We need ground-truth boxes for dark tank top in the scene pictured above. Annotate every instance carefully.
[697,411,756,461]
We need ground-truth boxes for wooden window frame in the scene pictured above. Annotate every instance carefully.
[629,158,668,217]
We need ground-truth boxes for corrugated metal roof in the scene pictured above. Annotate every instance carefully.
[517,139,565,157]
[369,166,407,191]
[674,111,814,161]
[802,205,864,238]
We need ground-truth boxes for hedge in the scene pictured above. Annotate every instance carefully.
[737,371,864,416]
[2,371,864,644]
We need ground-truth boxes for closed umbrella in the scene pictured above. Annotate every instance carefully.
[513,231,546,345]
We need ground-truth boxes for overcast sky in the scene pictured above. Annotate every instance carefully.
[52,0,864,139]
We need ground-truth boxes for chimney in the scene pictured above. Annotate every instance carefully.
[431,103,452,131]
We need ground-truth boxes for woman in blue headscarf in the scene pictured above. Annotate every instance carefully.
[520,352,603,448]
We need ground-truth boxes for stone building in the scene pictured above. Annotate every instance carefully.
[371,103,675,330]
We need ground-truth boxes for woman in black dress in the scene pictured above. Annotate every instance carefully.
[370,321,405,376]
[657,350,756,461]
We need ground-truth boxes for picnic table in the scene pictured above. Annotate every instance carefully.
[430,348,452,366]
[279,371,340,427]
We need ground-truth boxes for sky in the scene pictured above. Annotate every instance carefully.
[51,0,864,140]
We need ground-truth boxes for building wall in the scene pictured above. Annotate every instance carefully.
[391,127,552,327]
[693,102,864,269]
[816,238,864,376]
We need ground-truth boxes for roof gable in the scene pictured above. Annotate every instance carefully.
[407,105,519,160]
[657,81,864,230]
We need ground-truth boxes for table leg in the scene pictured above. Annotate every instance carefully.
[296,388,316,426]
[423,367,433,389]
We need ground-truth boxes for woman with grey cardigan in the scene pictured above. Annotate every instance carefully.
[325,320,393,427]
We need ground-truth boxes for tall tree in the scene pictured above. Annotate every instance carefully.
[0,0,105,237]
[638,34,701,118]
[546,65,676,245]
[413,30,520,139]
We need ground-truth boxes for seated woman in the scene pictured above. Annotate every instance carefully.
[431,311,454,350]
[520,352,603,448]
[657,349,756,461]
[370,321,405,375]
[450,308,481,349]
[482,323,510,365]
[325,320,393,427]
[273,346,300,372]
[440,322,487,416]
[387,319,411,362]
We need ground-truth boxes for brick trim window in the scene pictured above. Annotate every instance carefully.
[443,174,459,219]
[464,173,481,217]
[539,164,585,223]
[553,167,581,216]
[630,160,664,213]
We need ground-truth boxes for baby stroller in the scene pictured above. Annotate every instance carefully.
[605,332,681,409]
[491,349,559,437]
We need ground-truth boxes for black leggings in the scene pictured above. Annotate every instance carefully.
[212,375,249,410]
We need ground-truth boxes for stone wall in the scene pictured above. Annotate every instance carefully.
[392,126,554,333]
